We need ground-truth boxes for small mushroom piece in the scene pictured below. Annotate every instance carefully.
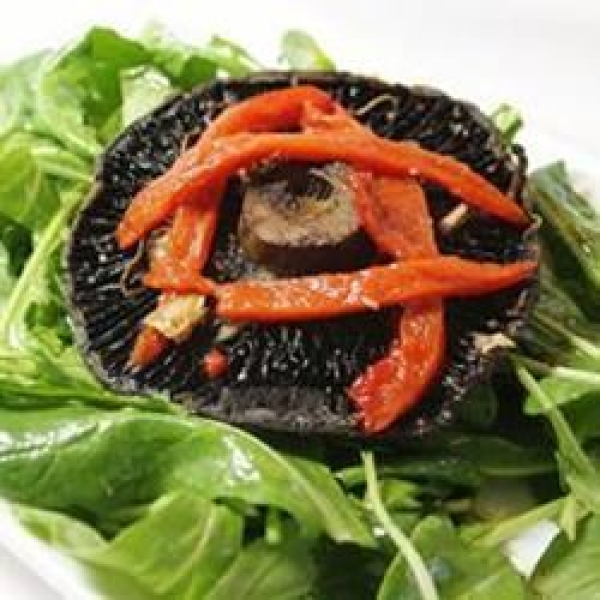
[238,162,370,275]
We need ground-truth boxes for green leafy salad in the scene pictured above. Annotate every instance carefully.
[1,25,600,599]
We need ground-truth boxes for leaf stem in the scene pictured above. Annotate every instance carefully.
[514,361,597,478]
[362,451,439,600]
[517,355,600,387]
[0,191,80,343]
[534,310,600,360]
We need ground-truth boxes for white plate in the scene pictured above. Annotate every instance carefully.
[1,1,599,597]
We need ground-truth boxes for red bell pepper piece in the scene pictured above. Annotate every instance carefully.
[129,320,172,368]
[129,86,334,366]
[116,129,529,248]
[214,257,536,322]
[348,175,445,432]
[117,86,336,248]
[203,348,229,379]
[142,269,215,295]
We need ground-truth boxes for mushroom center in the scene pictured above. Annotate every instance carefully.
[238,162,371,275]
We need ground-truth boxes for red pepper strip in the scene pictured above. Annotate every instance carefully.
[214,257,536,322]
[131,202,219,367]
[143,270,215,295]
[129,319,172,368]
[117,86,336,248]
[303,109,446,431]
[352,302,445,432]
[352,174,437,258]
[116,130,530,249]
[203,348,229,379]
[301,102,364,133]
[348,175,445,432]
[200,85,335,141]
[146,203,218,283]
[129,87,333,365]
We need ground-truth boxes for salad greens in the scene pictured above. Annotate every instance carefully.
[1,24,600,599]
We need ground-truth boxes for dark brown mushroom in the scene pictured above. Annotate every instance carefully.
[66,71,536,440]
[239,163,371,275]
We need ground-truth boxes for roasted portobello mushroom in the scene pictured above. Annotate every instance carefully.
[67,71,538,439]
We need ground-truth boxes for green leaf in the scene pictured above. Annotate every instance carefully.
[160,420,375,546]
[443,435,555,479]
[53,27,151,136]
[515,363,600,513]
[0,185,83,342]
[93,493,243,599]
[0,406,373,547]
[0,52,48,135]
[203,36,263,76]
[527,162,600,316]
[532,514,600,599]
[0,133,61,232]
[490,104,523,143]
[32,56,102,158]
[16,503,106,554]
[279,30,335,70]
[378,517,530,600]
[524,374,600,416]
[120,67,175,128]
[140,24,218,87]
[19,492,244,600]
[363,452,439,600]
[206,536,317,600]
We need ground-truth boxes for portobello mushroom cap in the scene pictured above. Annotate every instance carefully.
[66,71,538,440]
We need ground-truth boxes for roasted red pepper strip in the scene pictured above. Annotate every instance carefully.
[301,102,364,133]
[352,302,445,432]
[116,130,529,248]
[130,87,334,366]
[203,348,229,379]
[117,86,336,248]
[214,257,536,322]
[143,270,215,295]
[129,320,172,368]
[352,174,437,258]
[348,175,445,432]
[303,109,446,431]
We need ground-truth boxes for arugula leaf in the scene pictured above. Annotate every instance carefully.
[363,452,439,600]
[141,25,262,84]
[0,133,61,232]
[120,67,175,128]
[378,517,530,600]
[528,162,600,316]
[279,30,335,70]
[50,27,154,138]
[203,36,263,76]
[490,104,523,144]
[0,52,48,135]
[206,536,317,600]
[32,58,102,159]
[0,186,84,343]
[0,406,373,547]
[18,492,244,600]
[140,24,217,88]
[515,363,600,514]
[532,514,600,599]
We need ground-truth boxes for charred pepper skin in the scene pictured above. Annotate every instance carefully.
[66,71,538,440]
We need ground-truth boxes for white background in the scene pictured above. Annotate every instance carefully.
[0,0,599,597]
